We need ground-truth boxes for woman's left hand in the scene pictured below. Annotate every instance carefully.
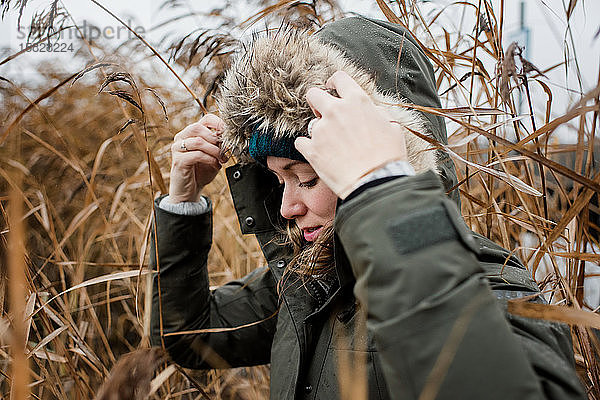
[294,70,408,199]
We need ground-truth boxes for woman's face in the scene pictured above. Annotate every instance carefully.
[267,156,338,242]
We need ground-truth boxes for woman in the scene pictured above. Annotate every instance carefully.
[150,16,584,399]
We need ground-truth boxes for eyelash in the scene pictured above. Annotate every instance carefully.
[298,177,318,188]
[276,177,318,188]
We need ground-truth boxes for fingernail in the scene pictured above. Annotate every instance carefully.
[219,149,230,163]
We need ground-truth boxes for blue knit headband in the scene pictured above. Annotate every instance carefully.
[248,124,307,165]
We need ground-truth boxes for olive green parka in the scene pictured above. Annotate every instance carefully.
[150,16,585,400]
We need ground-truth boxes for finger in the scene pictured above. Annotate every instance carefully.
[175,122,220,145]
[306,87,336,117]
[294,136,313,159]
[199,113,225,133]
[307,118,320,138]
[173,137,222,160]
[175,151,221,171]
[218,149,230,163]
[325,70,363,99]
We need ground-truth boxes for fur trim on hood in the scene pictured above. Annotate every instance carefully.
[217,20,438,175]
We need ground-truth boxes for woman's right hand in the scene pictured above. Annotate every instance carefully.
[168,114,228,203]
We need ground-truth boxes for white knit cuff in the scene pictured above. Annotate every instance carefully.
[158,195,211,216]
[351,160,415,192]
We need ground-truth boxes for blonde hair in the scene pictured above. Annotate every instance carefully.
[275,220,336,295]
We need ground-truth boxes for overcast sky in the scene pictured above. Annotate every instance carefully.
[1,0,599,143]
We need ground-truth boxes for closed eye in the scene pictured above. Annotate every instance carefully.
[298,177,318,188]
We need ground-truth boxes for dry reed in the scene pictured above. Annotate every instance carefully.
[0,0,599,398]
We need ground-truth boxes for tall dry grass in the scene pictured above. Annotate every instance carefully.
[0,0,599,399]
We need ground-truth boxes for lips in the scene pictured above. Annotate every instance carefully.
[302,226,323,242]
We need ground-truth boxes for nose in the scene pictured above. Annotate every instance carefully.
[280,185,306,220]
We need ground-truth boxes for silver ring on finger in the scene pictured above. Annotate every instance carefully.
[180,139,188,152]
[307,118,318,137]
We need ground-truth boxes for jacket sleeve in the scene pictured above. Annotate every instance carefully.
[149,197,278,369]
[334,171,585,400]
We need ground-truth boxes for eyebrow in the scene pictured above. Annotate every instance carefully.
[282,160,303,171]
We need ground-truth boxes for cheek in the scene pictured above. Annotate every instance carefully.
[311,186,338,220]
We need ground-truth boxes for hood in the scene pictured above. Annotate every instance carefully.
[218,15,459,202]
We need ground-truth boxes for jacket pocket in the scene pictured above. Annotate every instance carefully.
[326,303,391,399]
[318,346,390,399]
[329,302,377,352]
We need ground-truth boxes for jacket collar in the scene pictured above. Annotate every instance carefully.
[226,163,357,292]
